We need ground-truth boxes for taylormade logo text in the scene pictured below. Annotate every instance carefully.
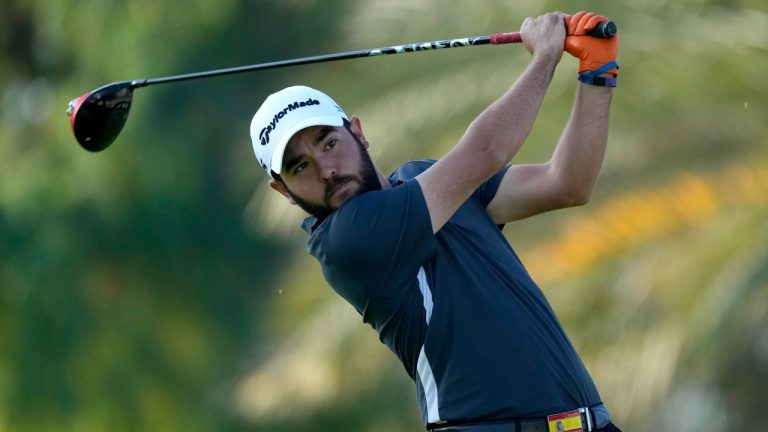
[259,98,320,146]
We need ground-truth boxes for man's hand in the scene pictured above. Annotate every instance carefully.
[520,12,566,63]
[564,11,619,75]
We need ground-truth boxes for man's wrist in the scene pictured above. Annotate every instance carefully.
[531,48,562,65]
[577,61,619,87]
[577,73,617,87]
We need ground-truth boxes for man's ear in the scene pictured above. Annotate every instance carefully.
[348,115,369,149]
[269,179,297,205]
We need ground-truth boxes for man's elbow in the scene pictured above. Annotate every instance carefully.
[556,184,594,208]
[566,192,591,207]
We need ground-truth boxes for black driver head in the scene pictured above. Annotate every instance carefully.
[67,81,134,152]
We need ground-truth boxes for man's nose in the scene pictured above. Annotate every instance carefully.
[318,159,337,181]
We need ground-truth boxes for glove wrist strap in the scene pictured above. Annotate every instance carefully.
[578,61,619,87]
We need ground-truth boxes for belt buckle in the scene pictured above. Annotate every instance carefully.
[546,409,584,432]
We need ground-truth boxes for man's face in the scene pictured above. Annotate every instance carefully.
[272,117,381,220]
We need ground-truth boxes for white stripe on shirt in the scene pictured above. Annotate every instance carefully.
[416,266,440,423]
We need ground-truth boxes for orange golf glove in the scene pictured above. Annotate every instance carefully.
[564,11,619,79]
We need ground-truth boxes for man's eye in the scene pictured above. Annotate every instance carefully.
[325,139,337,150]
[294,161,309,174]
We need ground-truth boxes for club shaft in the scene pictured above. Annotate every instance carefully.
[134,32,522,88]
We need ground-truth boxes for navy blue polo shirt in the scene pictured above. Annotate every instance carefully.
[302,160,601,426]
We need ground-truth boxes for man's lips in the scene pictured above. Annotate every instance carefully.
[326,179,352,200]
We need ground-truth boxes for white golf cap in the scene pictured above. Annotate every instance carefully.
[250,86,348,176]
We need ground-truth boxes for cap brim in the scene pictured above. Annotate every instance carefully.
[270,115,345,175]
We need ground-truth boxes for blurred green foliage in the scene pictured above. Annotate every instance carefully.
[1,0,766,431]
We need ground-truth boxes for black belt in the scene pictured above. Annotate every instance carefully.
[427,403,612,432]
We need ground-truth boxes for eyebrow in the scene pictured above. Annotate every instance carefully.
[282,126,338,173]
[314,126,335,143]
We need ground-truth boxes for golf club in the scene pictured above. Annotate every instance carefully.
[67,21,616,152]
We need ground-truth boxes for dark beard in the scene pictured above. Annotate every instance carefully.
[285,139,381,221]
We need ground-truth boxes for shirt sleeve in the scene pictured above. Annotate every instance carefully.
[472,165,510,207]
[391,159,509,208]
[315,179,437,300]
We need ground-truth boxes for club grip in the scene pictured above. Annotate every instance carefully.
[489,32,523,44]
[588,21,617,38]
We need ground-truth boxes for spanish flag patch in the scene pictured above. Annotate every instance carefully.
[547,409,583,432]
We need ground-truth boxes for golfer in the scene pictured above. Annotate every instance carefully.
[250,11,621,432]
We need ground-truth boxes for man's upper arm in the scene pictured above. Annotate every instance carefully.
[485,162,579,224]
[415,143,506,233]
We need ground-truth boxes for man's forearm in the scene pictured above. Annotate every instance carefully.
[551,83,613,202]
[463,51,560,168]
